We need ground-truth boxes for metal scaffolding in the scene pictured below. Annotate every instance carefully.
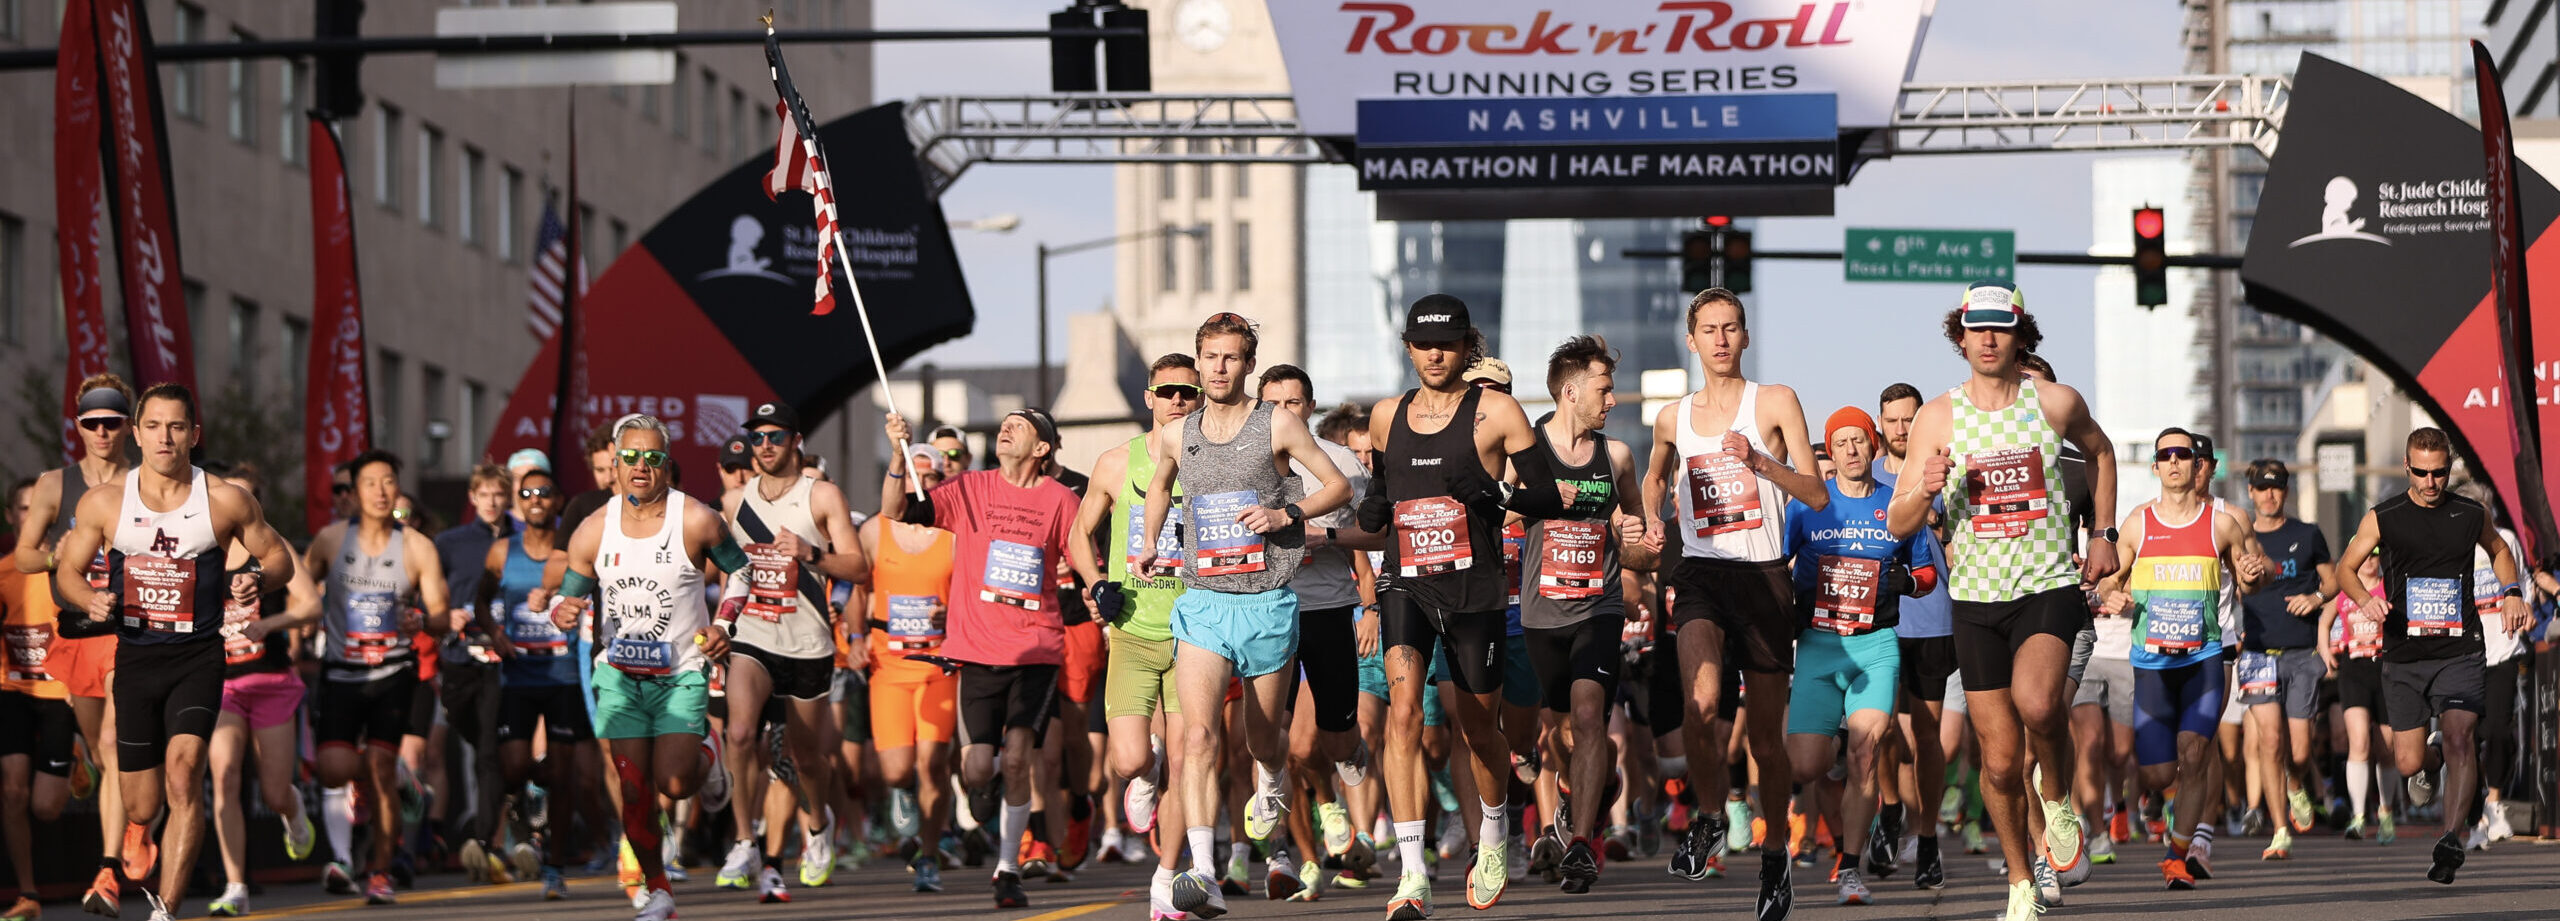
[1885,74,2290,158]
[904,93,1325,195]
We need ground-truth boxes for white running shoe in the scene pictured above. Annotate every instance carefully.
[1335,738,1372,789]
[699,732,731,816]
[1246,763,1287,842]
[634,887,676,921]
[1126,749,1165,835]
[800,808,837,887]
[1836,867,1871,906]
[717,838,758,889]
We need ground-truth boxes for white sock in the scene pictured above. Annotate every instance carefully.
[1658,756,1688,778]
[1395,820,1427,870]
[323,784,355,864]
[2346,759,2372,820]
[1478,798,1506,846]
[1230,841,1251,867]
[996,801,1031,873]
[1154,865,1176,886]
[1188,826,1217,876]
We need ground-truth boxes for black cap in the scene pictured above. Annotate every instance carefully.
[718,437,751,470]
[2192,433,2215,462]
[746,400,800,432]
[1403,294,1471,343]
[2247,459,2290,489]
[1007,408,1062,450]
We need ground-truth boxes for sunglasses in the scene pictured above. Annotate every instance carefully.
[2408,465,2451,480]
[617,448,670,468]
[940,448,965,460]
[331,483,352,496]
[1148,383,1202,400]
[2154,446,2196,463]
[742,430,795,447]
[518,486,557,499]
[77,417,125,432]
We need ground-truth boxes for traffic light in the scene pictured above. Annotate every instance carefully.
[1681,230,1716,293]
[1049,5,1099,93]
[1099,6,1151,91]
[1679,227,1755,294]
[313,0,365,120]
[1051,3,1152,93]
[1720,228,1753,294]
[2132,206,2167,307]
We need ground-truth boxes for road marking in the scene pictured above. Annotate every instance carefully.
[256,882,540,917]
[1014,898,1136,921]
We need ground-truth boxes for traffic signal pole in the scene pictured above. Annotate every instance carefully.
[1628,248,2243,269]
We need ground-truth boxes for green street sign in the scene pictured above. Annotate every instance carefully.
[1844,228,2016,283]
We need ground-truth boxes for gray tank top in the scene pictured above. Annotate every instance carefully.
[323,522,416,680]
[1178,401,1305,595]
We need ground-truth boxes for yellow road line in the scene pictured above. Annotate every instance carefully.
[1013,899,1135,921]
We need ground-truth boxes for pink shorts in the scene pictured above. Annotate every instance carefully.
[220,670,306,731]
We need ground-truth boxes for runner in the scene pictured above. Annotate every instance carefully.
[2317,548,2391,842]
[880,406,1083,909]
[2234,459,2335,860]
[1885,282,2117,921]
[303,449,454,906]
[714,401,870,900]
[51,384,298,921]
[1067,354,1201,918]
[437,464,516,887]
[547,413,739,921]
[1871,382,1957,889]
[0,477,79,921]
[2092,428,2265,890]
[473,466,595,900]
[1782,407,1937,907]
[1517,337,1655,894]
[2462,488,2529,848]
[1637,287,1827,921]
[203,463,322,918]
[2333,427,2527,885]
[1360,295,1563,921]
[12,375,135,918]
[858,442,966,895]
[1135,313,1353,920]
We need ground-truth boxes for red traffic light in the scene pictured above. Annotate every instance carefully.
[1704,215,1732,227]
[2133,207,2165,240]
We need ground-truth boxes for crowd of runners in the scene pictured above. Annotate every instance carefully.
[1,280,2551,921]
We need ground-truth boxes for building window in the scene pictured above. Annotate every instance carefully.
[1194,223,1214,292]
[459,147,482,245]
[1159,224,1177,292]
[281,315,309,413]
[183,279,207,373]
[729,87,747,162]
[1190,139,1213,197]
[225,29,255,144]
[374,103,401,210]
[278,60,305,164]
[499,166,522,261]
[641,84,659,122]
[376,349,404,460]
[700,70,719,153]
[670,53,690,138]
[1159,162,1176,199]
[461,379,487,463]
[170,2,203,121]
[1233,221,1250,292]
[610,218,628,261]
[418,125,443,228]
[227,297,259,400]
[0,212,19,345]
[421,364,447,473]
[1234,164,1249,199]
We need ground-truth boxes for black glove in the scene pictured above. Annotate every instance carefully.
[1089,581,1125,623]
[1357,489,1393,534]
[1883,561,1916,598]
[1447,467,1506,521]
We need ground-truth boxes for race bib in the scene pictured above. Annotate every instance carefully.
[1813,556,1884,635]
[1683,452,1764,536]
[2404,576,2464,637]
[507,600,569,657]
[221,596,263,666]
[2237,650,2278,693]
[1395,497,1473,577]
[344,591,402,664]
[2473,565,2505,622]
[4,625,51,682]
[1962,446,2051,539]
[607,636,675,676]
[84,553,109,591]
[122,556,200,634]
[2336,595,2384,658]
[2140,596,2206,654]
[744,544,801,622]
[1190,490,1268,576]
[1535,520,1607,601]
[886,594,942,644]
[979,540,1046,611]
[1125,498,1185,570]
[1502,522,1525,606]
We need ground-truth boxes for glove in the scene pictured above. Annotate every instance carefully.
[1357,489,1393,534]
[1089,581,1125,623]
[1883,562,1915,598]
[1447,467,1506,521]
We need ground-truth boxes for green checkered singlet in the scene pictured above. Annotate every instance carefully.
[1943,379,2079,603]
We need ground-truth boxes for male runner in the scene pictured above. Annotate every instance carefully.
[858,444,963,895]
[1068,354,1201,918]
[1136,313,1352,919]
[715,401,869,899]
[0,478,79,921]
[1517,337,1655,894]
[475,466,593,900]
[205,464,322,918]
[13,375,135,917]
[2093,428,2263,890]
[548,414,740,921]
[304,450,453,905]
[52,384,297,921]
[1886,282,2116,921]
[2235,459,2335,859]
[881,407,1082,909]
[1638,287,1827,921]
[1872,383,1957,889]
[1783,408,1937,907]
[437,464,515,886]
[1360,295,1562,921]
[2334,427,2526,885]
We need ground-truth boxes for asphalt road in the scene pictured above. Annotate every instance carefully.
[197,831,2556,921]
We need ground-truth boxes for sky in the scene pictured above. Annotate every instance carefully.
[873,0,2192,421]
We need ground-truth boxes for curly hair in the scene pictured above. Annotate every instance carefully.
[1939,307,2046,359]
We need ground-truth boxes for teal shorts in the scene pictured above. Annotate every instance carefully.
[1172,586,1301,679]
[1785,628,1902,737]
[1501,633,1539,710]
[593,668,711,740]
[1359,645,1446,727]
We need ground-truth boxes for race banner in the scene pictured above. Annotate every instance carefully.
[2471,40,2559,566]
[305,115,371,535]
[94,0,195,392]
[484,102,974,499]
[54,0,114,461]
[2240,53,2560,556]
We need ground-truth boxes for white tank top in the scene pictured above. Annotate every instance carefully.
[110,467,223,641]
[1671,382,1787,562]
[728,473,834,659]
[595,491,709,677]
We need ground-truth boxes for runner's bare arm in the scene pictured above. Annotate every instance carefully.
[213,484,296,593]
[474,539,510,632]
[1068,444,1126,588]
[1607,440,1661,571]
[2480,515,2526,635]
[1752,383,1829,509]
[808,479,871,585]
[1886,398,1954,540]
[1471,390,1569,518]
[551,515,605,629]
[1271,411,1351,522]
[2220,509,2270,594]
[1641,401,1681,534]
[880,412,926,524]
[1357,396,1403,533]
[2095,506,2149,613]
[1135,426,1182,577]
[304,521,343,586]
[10,469,62,573]
[2042,381,2119,579]
[410,529,452,633]
[49,486,118,622]
[2334,511,2384,606]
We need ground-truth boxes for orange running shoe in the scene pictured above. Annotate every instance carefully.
[79,868,119,918]
[2159,856,2195,890]
[2111,809,2133,844]
[120,823,157,884]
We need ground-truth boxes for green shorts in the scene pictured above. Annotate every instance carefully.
[1103,628,1182,721]
[593,668,711,739]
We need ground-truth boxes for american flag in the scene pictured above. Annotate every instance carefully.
[764,33,841,317]
[525,199,589,341]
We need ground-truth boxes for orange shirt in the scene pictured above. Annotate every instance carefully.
[868,524,955,683]
[1,568,68,699]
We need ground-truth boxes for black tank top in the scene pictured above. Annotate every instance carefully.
[1383,386,1502,613]
[52,465,114,639]
[2375,491,2487,662]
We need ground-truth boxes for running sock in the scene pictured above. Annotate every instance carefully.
[323,785,355,864]
[1188,826,1217,876]
[1478,798,1506,846]
[1657,755,1687,779]
[1395,820,1427,870]
[763,852,781,869]
[2189,824,2214,856]
[2346,759,2372,821]
[1230,841,1251,867]
[998,801,1032,873]
[1070,794,1094,822]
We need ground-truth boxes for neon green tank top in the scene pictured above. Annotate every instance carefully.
[1108,434,1185,641]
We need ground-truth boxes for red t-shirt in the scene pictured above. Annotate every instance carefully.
[929,470,1080,667]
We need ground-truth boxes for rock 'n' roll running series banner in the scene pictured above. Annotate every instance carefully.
[53,0,113,462]
[484,102,974,497]
[2240,53,2559,558]
[305,115,372,535]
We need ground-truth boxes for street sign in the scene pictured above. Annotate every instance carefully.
[434,3,677,89]
[1844,228,2016,283]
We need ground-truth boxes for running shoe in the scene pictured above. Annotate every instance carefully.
[633,887,675,921]
[3,896,41,921]
[364,871,396,905]
[1669,813,1717,879]
[1558,837,1600,894]
[1385,871,1431,921]
[961,827,991,866]
[1223,850,1251,896]
[1961,822,1987,855]
[2000,879,2043,921]
[2427,831,2464,884]
[1835,866,1870,906]
[2034,773,2086,887]
[119,822,157,884]
[2185,834,2214,880]
[1246,764,1286,843]
[2159,856,2195,890]
[1754,853,1793,921]
[2487,802,2516,842]
[2287,789,2317,834]
[320,861,354,896]
[2406,769,2437,807]
[1100,828,1129,864]
[912,854,944,893]
[283,808,315,862]
[2090,831,2116,865]
[758,865,790,903]
[1321,802,1356,859]
[1938,787,1965,829]
[2262,828,2293,860]
[994,869,1032,909]
[1725,799,1752,854]
[511,841,542,881]
[1863,824,1897,878]
[2110,808,2133,844]
[1286,860,1324,902]
[1169,868,1224,919]
[81,867,121,917]
[2029,853,2061,908]
[1345,831,1378,877]
[2239,807,2267,837]
[1337,738,1372,789]
[800,808,837,887]
[1062,810,1092,872]
[618,837,643,892]
[1526,834,1561,883]
[207,884,249,918]
[461,838,489,883]
[1438,814,1467,861]
[2343,817,2367,841]
[1911,837,1944,890]
[2377,811,2397,844]
[1267,855,1304,901]
[139,891,170,921]
[1020,839,1056,880]
[716,839,757,889]
[1467,841,1507,909]
[542,865,568,901]
[890,787,922,839]
[1149,870,1188,921]
[1126,756,1164,835]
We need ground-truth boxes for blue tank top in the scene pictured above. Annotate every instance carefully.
[497,533,579,687]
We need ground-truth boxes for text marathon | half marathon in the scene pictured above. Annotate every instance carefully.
[1363,149,1835,182]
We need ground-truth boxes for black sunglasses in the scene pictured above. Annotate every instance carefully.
[1148,383,1202,399]
[518,486,557,499]
[2154,446,2196,463]
[742,430,795,447]
[77,417,125,432]
[331,483,352,495]
[2408,465,2451,480]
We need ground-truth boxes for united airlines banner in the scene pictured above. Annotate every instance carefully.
[484,103,972,498]
[2240,53,2560,551]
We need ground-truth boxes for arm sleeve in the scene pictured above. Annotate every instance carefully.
[708,535,751,580]
[1500,446,1566,519]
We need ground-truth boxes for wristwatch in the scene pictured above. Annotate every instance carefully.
[1283,503,1305,524]
[2092,527,2119,543]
